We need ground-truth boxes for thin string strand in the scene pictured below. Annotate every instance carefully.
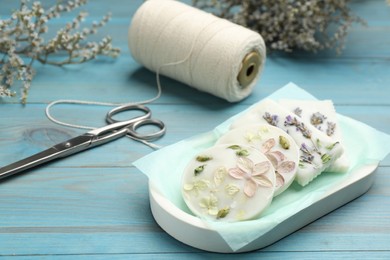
[45,74,163,149]
[45,2,202,136]
[44,15,197,149]
[45,0,266,149]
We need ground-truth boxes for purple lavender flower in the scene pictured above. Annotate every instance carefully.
[284,115,294,126]
[284,115,312,138]
[300,143,311,154]
[300,143,314,164]
[263,112,278,126]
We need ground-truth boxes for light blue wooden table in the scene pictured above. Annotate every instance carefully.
[1,0,389,258]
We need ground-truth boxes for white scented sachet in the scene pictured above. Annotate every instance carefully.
[181,144,276,222]
[279,99,350,172]
[216,124,299,196]
[230,99,344,186]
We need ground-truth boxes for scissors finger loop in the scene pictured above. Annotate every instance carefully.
[106,104,151,124]
[129,118,166,141]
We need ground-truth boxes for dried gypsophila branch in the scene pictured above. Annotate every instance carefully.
[193,0,366,54]
[0,0,120,103]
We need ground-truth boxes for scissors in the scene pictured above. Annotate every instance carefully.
[0,104,165,181]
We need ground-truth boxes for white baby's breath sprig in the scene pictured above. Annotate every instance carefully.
[0,0,120,103]
[193,0,366,54]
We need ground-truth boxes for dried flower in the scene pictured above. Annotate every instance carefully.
[263,112,278,126]
[326,142,339,150]
[279,135,290,149]
[199,194,219,216]
[300,143,314,165]
[261,138,295,188]
[293,107,302,117]
[196,155,213,162]
[194,165,206,176]
[227,144,250,157]
[228,157,272,197]
[193,0,366,53]
[183,179,210,196]
[284,115,312,138]
[225,183,240,196]
[0,0,120,103]
[321,153,332,164]
[227,144,242,150]
[213,166,227,186]
[261,138,275,153]
[236,149,250,157]
[311,112,327,126]
[216,207,230,219]
[326,121,336,136]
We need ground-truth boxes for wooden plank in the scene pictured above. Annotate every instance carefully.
[1,53,388,105]
[1,0,389,258]
[0,166,388,254]
[0,1,390,106]
[0,103,389,168]
[2,252,390,259]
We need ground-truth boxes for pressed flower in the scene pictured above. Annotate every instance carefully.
[293,107,302,117]
[300,143,314,164]
[284,115,312,138]
[245,132,261,143]
[259,137,295,187]
[321,153,332,164]
[184,179,210,195]
[258,125,269,133]
[228,157,272,197]
[279,135,290,149]
[327,121,336,136]
[194,165,206,176]
[326,142,339,150]
[311,112,327,126]
[236,149,250,157]
[199,194,219,216]
[300,143,311,154]
[196,155,213,162]
[263,112,278,126]
[227,144,242,150]
[261,138,276,153]
[214,166,227,186]
[225,183,240,196]
[266,151,295,188]
[216,207,230,219]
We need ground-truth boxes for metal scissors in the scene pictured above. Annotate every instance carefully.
[0,104,165,180]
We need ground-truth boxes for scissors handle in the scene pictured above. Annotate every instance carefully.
[106,104,166,141]
[106,104,151,124]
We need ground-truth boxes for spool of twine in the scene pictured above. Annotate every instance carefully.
[129,0,266,102]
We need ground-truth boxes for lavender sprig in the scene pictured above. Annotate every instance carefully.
[284,115,312,139]
[300,143,314,164]
[263,112,278,126]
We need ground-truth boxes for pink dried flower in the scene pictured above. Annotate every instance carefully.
[228,157,272,197]
[262,138,296,188]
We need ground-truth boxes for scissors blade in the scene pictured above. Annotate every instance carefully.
[0,134,95,180]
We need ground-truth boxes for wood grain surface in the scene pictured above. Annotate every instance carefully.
[0,0,389,258]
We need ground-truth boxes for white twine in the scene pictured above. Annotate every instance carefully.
[45,69,163,149]
[129,0,266,102]
[46,0,266,149]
